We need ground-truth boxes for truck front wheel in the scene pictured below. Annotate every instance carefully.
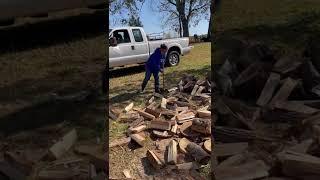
[166,51,180,67]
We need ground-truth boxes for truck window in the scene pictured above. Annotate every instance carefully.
[113,30,131,44]
[132,29,144,42]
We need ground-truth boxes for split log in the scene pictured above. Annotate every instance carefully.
[191,118,211,135]
[89,164,97,178]
[124,103,134,112]
[49,129,77,159]
[274,101,319,114]
[269,78,298,108]
[176,106,189,112]
[215,160,269,180]
[153,93,164,98]
[149,120,171,131]
[176,162,200,170]
[168,87,178,92]
[197,110,211,118]
[128,117,144,128]
[203,140,211,153]
[74,145,106,170]
[38,169,79,180]
[136,109,155,120]
[186,142,210,165]
[287,139,313,153]
[256,72,281,106]
[178,80,184,92]
[148,96,155,105]
[302,112,320,125]
[176,112,195,122]
[128,125,147,134]
[195,86,206,95]
[152,130,171,138]
[161,98,167,109]
[214,126,278,143]
[167,140,178,164]
[233,62,262,87]
[171,123,178,134]
[214,143,248,158]
[147,101,159,110]
[147,150,164,170]
[130,133,145,146]
[191,85,199,96]
[179,138,191,154]
[273,56,303,74]
[277,151,320,178]
[216,154,246,169]
[145,108,161,118]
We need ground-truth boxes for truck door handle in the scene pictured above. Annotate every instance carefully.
[131,46,135,50]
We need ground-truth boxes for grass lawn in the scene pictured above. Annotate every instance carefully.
[109,42,211,178]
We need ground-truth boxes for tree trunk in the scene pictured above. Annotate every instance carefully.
[207,1,214,41]
[179,19,182,37]
[181,17,189,37]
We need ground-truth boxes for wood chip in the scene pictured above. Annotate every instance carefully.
[167,140,178,164]
[273,56,303,74]
[256,72,281,106]
[125,103,134,112]
[49,129,77,159]
[123,169,132,178]
[171,123,178,134]
[176,106,189,112]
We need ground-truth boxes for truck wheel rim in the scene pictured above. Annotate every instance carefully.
[169,54,179,65]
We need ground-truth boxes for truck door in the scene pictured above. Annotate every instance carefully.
[131,28,149,63]
[109,29,134,67]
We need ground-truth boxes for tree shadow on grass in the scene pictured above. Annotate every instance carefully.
[214,11,320,63]
[109,65,145,78]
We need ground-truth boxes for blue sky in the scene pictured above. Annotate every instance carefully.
[109,1,209,36]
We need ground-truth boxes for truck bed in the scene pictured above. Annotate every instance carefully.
[148,37,189,54]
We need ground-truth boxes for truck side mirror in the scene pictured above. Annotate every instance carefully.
[109,37,117,47]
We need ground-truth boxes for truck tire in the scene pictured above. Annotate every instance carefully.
[166,51,180,67]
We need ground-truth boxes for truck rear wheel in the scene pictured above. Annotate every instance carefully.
[166,51,180,67]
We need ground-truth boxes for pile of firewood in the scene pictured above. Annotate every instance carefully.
[109,75,212,179]
[213,43,320,179]
[0,125,107,180]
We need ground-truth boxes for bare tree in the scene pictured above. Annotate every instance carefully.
[109,0,145,15]
[153,0,210,37]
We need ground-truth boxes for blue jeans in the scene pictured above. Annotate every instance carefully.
[142,69,160,92]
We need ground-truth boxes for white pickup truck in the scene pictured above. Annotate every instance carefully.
[108,27,193,68]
